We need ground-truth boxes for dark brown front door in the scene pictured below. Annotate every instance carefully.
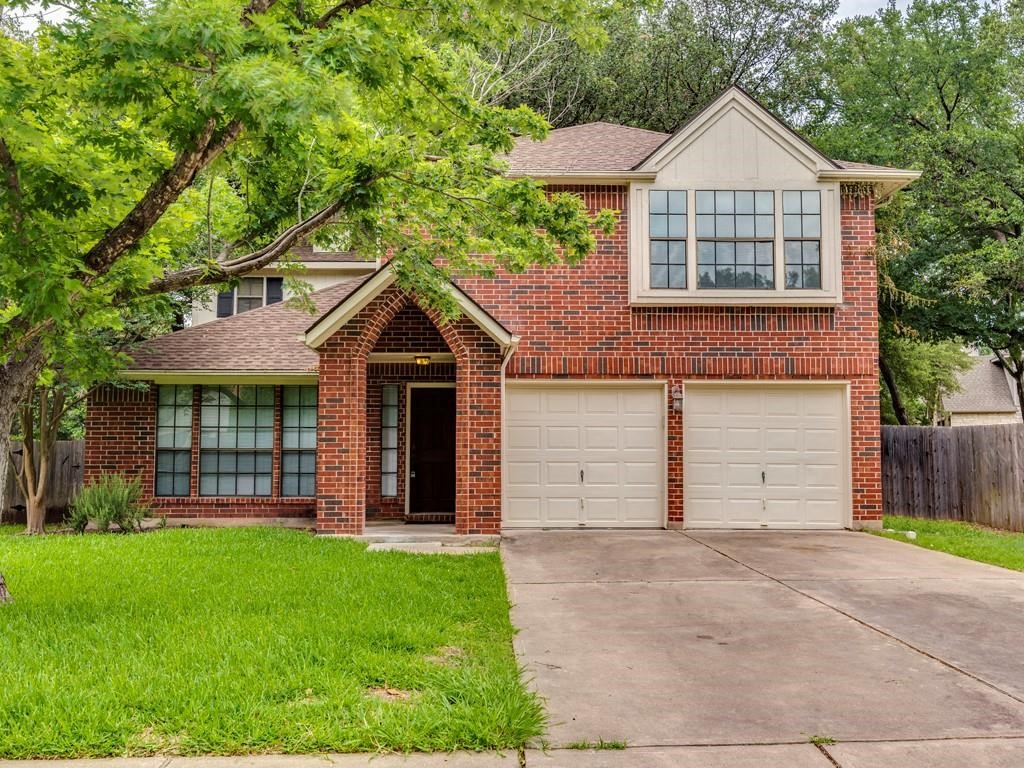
[409,387,456,514]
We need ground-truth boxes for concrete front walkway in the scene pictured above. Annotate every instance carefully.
[502,530,1024,767]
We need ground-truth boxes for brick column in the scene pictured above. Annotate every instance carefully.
[454,321,503,535]
[841,184,882,529]
[316,337,367,534]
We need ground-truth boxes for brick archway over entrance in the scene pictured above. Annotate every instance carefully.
[315,287,505,535]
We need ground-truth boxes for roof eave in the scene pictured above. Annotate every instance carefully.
[506,170,658,183]
[817,169,922,200]
[120,370,319,384]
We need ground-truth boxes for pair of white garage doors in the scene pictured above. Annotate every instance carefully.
[503,383,849,529]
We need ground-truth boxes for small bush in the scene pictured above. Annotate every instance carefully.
[67,475,149,533]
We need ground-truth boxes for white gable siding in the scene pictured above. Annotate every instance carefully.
[654,107,821,187]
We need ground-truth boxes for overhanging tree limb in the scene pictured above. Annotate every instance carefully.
[138,197,350,296]
[82,119,244,278]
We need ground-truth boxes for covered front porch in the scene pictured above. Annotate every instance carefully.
[304,267,518,536]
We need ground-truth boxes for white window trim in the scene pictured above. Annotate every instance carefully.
[629,182,843,306]
[220,276,284,316]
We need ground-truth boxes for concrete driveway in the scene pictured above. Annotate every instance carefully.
[503,530,1024,767]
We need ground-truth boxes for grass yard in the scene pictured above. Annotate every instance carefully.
[878,516,1024,571]
[0,526,542,758]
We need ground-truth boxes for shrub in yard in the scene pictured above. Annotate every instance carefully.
[67,475,149,533]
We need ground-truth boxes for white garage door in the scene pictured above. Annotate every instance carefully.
[504,385,664,528]
[684,385,848,529]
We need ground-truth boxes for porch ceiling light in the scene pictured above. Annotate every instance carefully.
[413,355,431,366]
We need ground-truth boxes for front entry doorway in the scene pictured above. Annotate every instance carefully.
[408,385,456,515]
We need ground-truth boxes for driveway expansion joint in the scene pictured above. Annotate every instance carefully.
[681,532,1024,709]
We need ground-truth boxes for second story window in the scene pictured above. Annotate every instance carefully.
[649,190,686,289]
[783,191,822,289]
[696,190,775,289]
[216,277,284,318]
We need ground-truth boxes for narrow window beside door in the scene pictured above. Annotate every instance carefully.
[381,385,399,497]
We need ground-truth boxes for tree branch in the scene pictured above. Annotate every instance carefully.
[0,138,24,237]
[138,198,349,296]
[314,0,374,28]
[82,119,243,278]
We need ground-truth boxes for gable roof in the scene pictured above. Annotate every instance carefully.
[506,122,669,176]
[124,264,517,381]
[943,357,1020,415]
[506,86,920,198]
[304,262,517,351]
[123,278,370,380]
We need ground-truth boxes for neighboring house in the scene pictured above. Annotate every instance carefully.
[84,87,920,534]
[939,355,1022,426]
[189,246,377,325]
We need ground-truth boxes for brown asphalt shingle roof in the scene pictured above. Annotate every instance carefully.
[127,278,369,373]
[505,122,909,176]
[943,357,1020,414]
[506,122,670,174]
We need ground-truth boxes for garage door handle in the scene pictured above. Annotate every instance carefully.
[580,469,584,484]
[761,470,766,485]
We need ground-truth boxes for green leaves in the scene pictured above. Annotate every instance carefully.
[0,0,615,397]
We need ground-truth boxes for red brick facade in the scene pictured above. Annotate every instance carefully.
[461,184,881,526]
[84,182,883,532]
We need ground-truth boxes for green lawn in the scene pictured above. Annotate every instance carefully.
[0,526,542,758]
[878,516,1024,571]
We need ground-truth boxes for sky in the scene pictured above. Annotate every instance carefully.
[838,0,911,18]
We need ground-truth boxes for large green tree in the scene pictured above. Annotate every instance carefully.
[0,0,617,525]
[473,0,837,130]
[809,0,1024,421]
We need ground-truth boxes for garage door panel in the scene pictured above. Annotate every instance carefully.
[506,461,540,486]
[545,426,580,450]
[507,425,541,450]
[684,385,848,530]
[505,385,665,528]
[726,427,761,451]
[584,426,619,450]
[583,390,619,414]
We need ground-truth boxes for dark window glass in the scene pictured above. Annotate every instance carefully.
[783,191,822,289]
[236,277,264,313]
[216,290,234,318]
[282,385,317,497]
[266,277,284,305]
[649,190,686,289]
[199,385,274,496]
[696,190,774,289]
[155,385,192,496]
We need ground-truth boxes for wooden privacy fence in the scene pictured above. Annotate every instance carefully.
[2,440,84,523]
[882,425,1024,531]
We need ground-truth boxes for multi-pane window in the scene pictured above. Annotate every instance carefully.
[216,277,284,318]
[381,385,399,497]
[282,386,317,497]
[649,190,686,289]
[783,191,822,289]
[155,385,192,496]
[199,385,274,496]
[696,190,775,289]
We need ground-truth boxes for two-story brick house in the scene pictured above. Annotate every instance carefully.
[84,88,919,534]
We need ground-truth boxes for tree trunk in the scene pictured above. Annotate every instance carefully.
[0,573,11,604]
[879,354,910,425]
[0,340,47,527]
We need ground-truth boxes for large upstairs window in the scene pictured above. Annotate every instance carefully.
[631,183,840,305]
[695,190,774,289]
